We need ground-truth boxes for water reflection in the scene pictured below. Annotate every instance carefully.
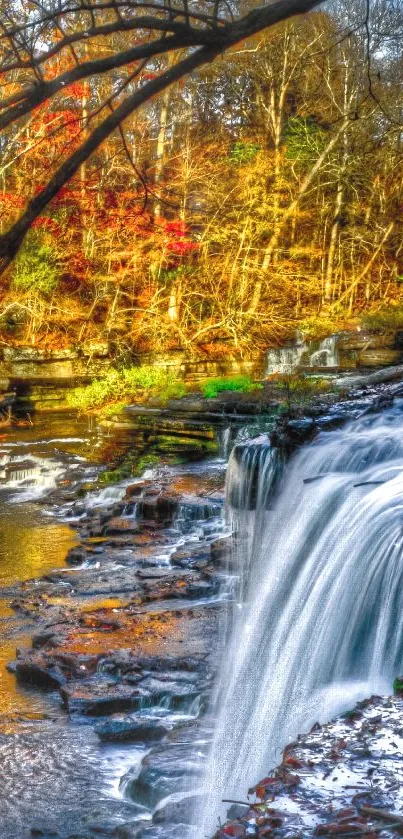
[0,504,76,715]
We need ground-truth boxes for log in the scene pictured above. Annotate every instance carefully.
[333,365,403,390]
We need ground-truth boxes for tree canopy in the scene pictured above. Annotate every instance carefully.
[0,0,327,268]
[1,0,403,353]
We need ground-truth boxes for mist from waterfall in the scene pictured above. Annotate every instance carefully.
[201,400,403,834]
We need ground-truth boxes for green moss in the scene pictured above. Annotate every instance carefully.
[200,375,261,399]
[97,451,163,486]
[12,231,59,296]
[133,453,161,475]
[393,676,403,695]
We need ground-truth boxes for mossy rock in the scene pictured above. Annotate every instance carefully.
[393,676,403,695]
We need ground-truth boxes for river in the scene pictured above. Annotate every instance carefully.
[0,415,159,837]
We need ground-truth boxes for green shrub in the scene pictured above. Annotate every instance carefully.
[229,141,260,164]
[297,315,340,340]
[67,365,187,413]
[200,375,261,399]
[269,374,330,410]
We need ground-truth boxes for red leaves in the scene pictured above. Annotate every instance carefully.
[283,754,304,769]
[67,81,86,100]
[167,239,198,255]
[0,191,25,209]
[31,217,60,235]
[221,824,246,837]
[165,219,188,236]
[249,775,278,799]
[163,218,199,258]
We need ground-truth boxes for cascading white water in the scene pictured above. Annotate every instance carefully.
[201,400,403,834]
[266,333,339,375]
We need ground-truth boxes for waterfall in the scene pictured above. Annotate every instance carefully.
[266,335,307,375]
[201,400,403,834]
[266,333,339,375]
[309,334,339,367]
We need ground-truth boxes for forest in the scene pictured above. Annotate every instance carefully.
[3,3,403,839]
[2,0,403,359]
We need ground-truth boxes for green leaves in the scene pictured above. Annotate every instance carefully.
[283,117,327,164]
[229,142,260,165]
[201,375,261,398]
[67,365,187,412]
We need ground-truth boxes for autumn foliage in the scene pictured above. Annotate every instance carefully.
[1,7,403,355]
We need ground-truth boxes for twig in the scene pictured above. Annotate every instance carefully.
[360,805,403,827]
[222,799,251,806]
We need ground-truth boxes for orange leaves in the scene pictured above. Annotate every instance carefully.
[67,82,87,101]
[0,191,25,211]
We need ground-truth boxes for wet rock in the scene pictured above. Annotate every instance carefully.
[138,492,179,523]
[137,826,198,839]
[106,518,140,535]
[14,659,65,689]
[66,547,87,566]
[186,579,218,598]
[153,793,202,824]
[95,717,169,743]
[315,413,349,430]
[137,671,208,708]
[32,629,66,649]
[210,537,231,565]
[42,566,143,596]
[60,679,150,716]
[226,804,249,819]
[127,740,204,808]
[11,650,101,689]
[111,826,150,839]
[170,544,210,569]
[124,482,147,500]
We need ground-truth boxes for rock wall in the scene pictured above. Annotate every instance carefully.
[266,328,403,375]
[0,344,112,411]
[0,346,263,413]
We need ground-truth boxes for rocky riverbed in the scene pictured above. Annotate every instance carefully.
[2,376,403,838]
[0,421,233,838]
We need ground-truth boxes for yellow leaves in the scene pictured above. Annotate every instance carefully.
[287,245,323,259]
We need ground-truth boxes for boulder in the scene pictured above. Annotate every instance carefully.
[14,659,65,689]
[60,679,150,716]
[95,717,169,743]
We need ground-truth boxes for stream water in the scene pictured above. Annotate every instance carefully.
[0,416,158,837]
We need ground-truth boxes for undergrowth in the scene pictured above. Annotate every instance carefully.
[200,375,261,399]
[267,374,331,410]
[361,304,403,331]
[67,365,187,413]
